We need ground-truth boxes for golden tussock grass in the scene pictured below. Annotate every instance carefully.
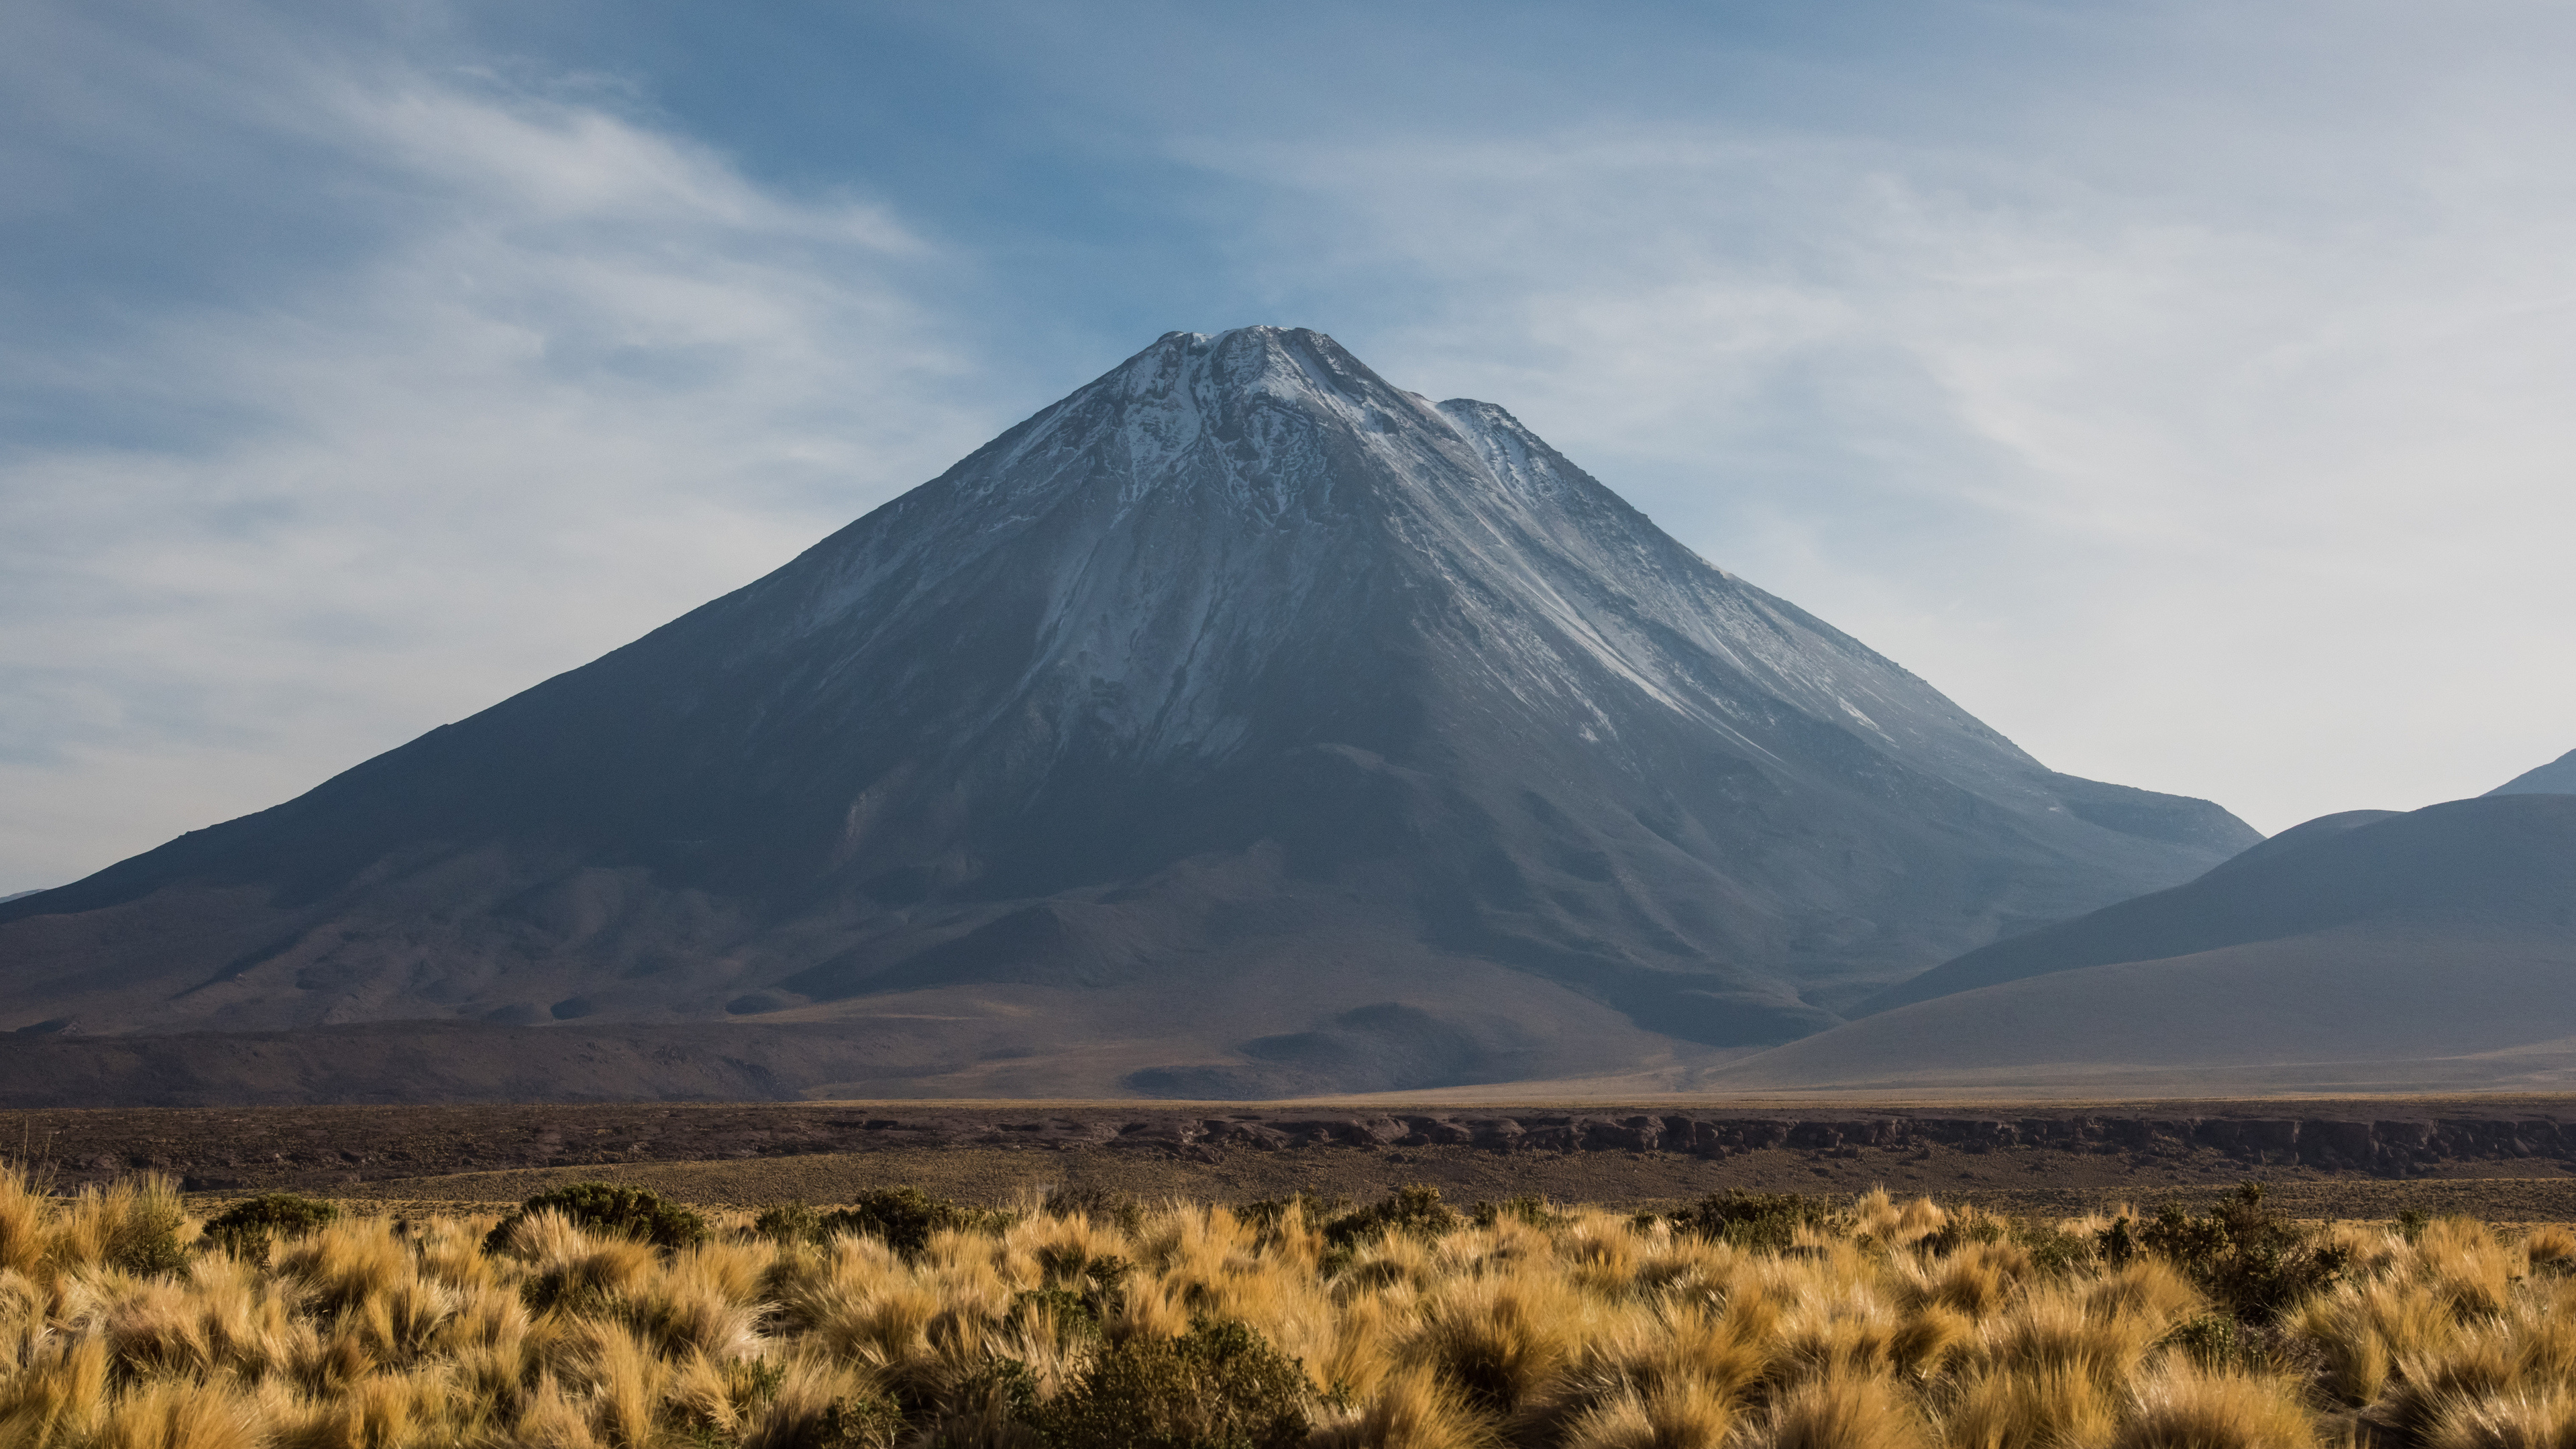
[3,1166,2576,1448]
[2114,1363,2316,1449]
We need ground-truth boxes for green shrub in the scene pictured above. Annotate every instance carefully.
[1040,1319,1311,1449]
[2140,1201,2229,1267]
[1083,1254,1132,1295]
[813,1186,997,1256]
[203,1193,339,1258]
[905,1358,1040,1448]
[751,1201,820,1244]
[743,1388,904,1449]
[483,1182,707,1255]
[2139,1183,2348,1323]
[1237,1191,1340,1242]
[2017,1222,2099,1276]
[98,1176,189,1277]
[2165,1312,2247,1370]
[1020,1247,1130,1336]
[1918,1205,2009,1258]
[1010,1286,1104,1344]
[1469,1193,1563,1230]
[1043,1185,1146,1235]
[1320,1185,1461,1249]
[1668,1191,1830,1252]
[2097,1216,2140,1267]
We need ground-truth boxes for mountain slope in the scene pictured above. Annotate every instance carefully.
[1717,795,2576,1095]
[1706,926,2576,1098]
[0,327,2255,1099]
[1852,795,2574,1018]
[2491,749,2576,796]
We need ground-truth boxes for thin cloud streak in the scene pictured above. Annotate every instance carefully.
[7,1,2575,892]
[1177,68,2576,831]
[0,17,998,892]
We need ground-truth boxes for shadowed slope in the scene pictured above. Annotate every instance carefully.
[2491,749,2576,796]
[1854,795,2575,1018]
[1717,795,2576,1095]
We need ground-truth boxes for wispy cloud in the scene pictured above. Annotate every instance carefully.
[0,9,998,891]
[1162,13,2576,829]
[7,1,2575,894]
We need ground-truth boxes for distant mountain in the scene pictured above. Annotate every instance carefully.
[0,327,2255,1101]
[1717,794,2576,1095]
[1852,806,2403,1017]
[2491,749,2576,796]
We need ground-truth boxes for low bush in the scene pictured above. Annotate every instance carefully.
[1010,1252,1130,1334]
[2099,1215,2141,1267]
[1010,1285,1105,1340]
[1667,1191,1830,1252]
[1042,1185,1146,1234]
[751,1199,820,1244]
[2164,1312,2247,1370]
[750,1187,996,1254]
[810,1185,998,1256]
[484,1181,708,1254]
[1470,1194,1564,1230]
[743,1389,905,1449]
[2018,1222,2101,1276]
[1239,1191,1339,1235]
[1919,1203,2011,1257]
[1040,1318,1312,1449]
[202,1191,339,1258]
[2140,1183,2349,1324]
[1322,1184,1461,1248]
[73,1175,190,1277]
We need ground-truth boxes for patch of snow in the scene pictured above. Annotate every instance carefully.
[767,325,2059,806]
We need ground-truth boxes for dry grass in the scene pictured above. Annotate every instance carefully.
[8,1169,2576,1447]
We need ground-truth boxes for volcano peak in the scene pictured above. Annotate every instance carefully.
[0,330,2257,1100]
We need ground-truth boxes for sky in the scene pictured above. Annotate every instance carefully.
[5,0,2575,894]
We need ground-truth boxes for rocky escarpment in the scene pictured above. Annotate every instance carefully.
[15,1102,2573,1193]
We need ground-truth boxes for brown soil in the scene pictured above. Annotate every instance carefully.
[311,1142,2576,1230]
[14,1094,2568,1226]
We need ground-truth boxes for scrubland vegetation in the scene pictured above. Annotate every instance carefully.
[2,1168,2575,1448]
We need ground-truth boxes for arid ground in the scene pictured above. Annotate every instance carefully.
[10,1095,2574,1225]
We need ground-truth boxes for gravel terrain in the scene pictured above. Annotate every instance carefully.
[10,1096,2572,1224]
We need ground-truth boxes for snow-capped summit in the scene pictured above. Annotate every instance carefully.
[0,327,2257,1099]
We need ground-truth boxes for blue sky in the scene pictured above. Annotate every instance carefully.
[6,1,2576,892]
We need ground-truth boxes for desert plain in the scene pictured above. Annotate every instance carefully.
[15,1094,2575,1228]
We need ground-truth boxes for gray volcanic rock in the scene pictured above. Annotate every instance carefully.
[0,327,2255,1099]
[2491,749,2576,796]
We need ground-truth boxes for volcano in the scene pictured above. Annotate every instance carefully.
[0,327,2255,1100]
